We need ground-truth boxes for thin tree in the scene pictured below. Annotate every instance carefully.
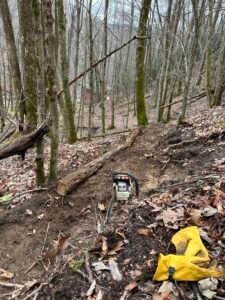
[73,0,83,109]
[32,0,46,186]
[213,19,225,106]
[88,0,94,138]
[100,0,109,134]
[43,0,59,182]
[135,0,151,126]
[179,0,201,124]
[0,0,26,126]
[206,0,214,106]
[57,0,77,143]
[18,0,37,129]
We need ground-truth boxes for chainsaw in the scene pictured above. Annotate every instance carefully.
[104,171,139,225]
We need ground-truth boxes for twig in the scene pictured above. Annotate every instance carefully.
[160,91,207,109]
[41,222,50,255]
[57,36,141,97]
[0,188,48,205]
[0,281,23,289]
[161,157,171,171]
[22,282,47,300]
[85,252,94,283]
[80,129,131,140]
[104,191,116,225]
[25,260,39,275]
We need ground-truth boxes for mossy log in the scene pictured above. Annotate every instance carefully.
[56,128,141,196]
[0,120,50,160]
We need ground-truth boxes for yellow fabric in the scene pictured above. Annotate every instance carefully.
[153,226,225,281]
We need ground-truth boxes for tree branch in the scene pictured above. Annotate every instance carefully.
[57,35,141,98]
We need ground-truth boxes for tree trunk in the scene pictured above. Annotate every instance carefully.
[42,0,59,182]
[88,0,94,138]
[135,0,151,126]
[206,0,214,106]
[57,0,77,144]
[32,0,46,186]
[73,0,83,109]
[179,0,200,123]
[18,0,37,129]
[212,21,225,106]
[158,1,182,122]
[196,0,222,86]
[0,0,26,125]
[100,0,109,135]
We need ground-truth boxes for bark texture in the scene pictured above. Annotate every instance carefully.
[57,0,77,143]
[135,0,151,126]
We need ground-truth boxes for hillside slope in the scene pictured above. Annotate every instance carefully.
[1,106,225,299]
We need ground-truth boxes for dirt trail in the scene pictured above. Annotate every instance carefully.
[0,125,170,295]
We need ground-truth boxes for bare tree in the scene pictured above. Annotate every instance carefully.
[0,0,26,125]
[18,0,37,129]
[57,0,77,143]
[100,0,109,134]
[42,0,59,182]
[88,0,94,138]
[135,0,151,126]
[32,0,46,186]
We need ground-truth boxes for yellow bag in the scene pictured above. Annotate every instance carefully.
[153,226,225,281]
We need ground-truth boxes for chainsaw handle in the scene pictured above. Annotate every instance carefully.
[112,171,139,196]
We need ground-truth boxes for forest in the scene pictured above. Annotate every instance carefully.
[1,0,225,299]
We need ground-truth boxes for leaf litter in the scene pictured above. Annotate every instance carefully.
[2,107,225,298]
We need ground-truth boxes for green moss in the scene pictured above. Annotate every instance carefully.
[69,258,84,272]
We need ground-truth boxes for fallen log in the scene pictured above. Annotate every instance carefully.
[56,128,141,195]
[0,120,50,160]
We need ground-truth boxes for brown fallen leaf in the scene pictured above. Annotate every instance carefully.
[156,209,178,225]
[137,228,153,236]
[42,232,70,259]
[212,189,225,212]
[108,240,124,255]
[190,209,202,225]
[0,268,14,280]
[58,233,71,253]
